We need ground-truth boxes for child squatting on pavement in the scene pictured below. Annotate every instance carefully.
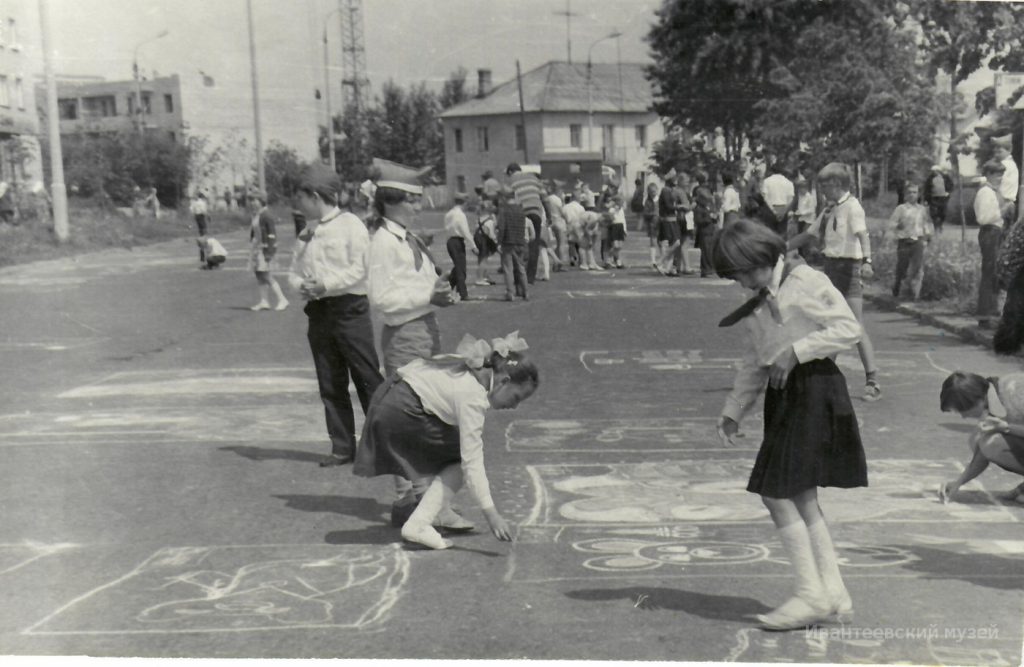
[714,220,867,631]
[939,371,1024,505]
[354,332,539,550]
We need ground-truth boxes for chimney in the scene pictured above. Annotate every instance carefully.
[477,69,492,98]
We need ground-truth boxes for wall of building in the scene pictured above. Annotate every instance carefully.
[0,0,41,185]
[48,75,184,142]
[442,109,663,201]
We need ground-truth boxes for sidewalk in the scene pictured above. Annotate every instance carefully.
[864,285,996,349]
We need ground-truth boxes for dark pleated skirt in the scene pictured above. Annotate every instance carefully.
[352,374,461,481]
[747,358,868,499]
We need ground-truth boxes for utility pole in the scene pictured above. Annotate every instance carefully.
[246,0,265,193]
[38,0,67,242]
[516,60,529,163]
[553,0,578,63]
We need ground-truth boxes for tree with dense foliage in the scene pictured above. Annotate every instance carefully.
[263,141,310,204]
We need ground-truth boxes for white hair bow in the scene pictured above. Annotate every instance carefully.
[491,331,529,358]
[449,334,493,369]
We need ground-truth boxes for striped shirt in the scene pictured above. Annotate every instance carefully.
[510,172,544,216]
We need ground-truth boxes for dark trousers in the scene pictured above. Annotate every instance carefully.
[525,213,542,283]
[893,238,924,299]
[446,236,469,299]
[695,222,716,276]
[304,294,383,457]
[501,244,529,299]
[979,225,1004,320]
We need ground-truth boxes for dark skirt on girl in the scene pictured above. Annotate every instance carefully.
[353,374,461,481]
[747,358,868,499]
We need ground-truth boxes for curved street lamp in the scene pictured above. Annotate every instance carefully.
[587,30,622,152]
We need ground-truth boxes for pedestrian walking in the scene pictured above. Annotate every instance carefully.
[674,177,696,275]
[761,162,795,237]
[656,175,681,275]
[975,160,1009,330]
[793,174,817,235]
[713,220,866,631]
[190,191,209,237]
[496,187,530,300]
[507,163,545,285]
[642,182,660,268]
[473,198,499,287]
[692,173,717,278]
[543,180,567,266]
[887,182,933,301]
[444,193,477,301]
[607,196,627,269]
[806,162,881,401]
[354,332,538,549]
[721,174,742,227]
[938,371,1024,505]
[246,188,289,312]
[289,167,382,468]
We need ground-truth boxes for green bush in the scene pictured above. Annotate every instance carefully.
[869,226,981,311]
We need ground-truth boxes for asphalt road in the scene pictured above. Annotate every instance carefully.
[0,217,1021,664]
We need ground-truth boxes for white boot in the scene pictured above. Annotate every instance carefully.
[808,520,853,622]
[757,522,831,630]
[400,474,453,550]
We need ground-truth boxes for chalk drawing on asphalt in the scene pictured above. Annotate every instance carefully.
[580,349,740,374]
[523,460,1015,527]
[0,541,78,576]
[23,544,410,635]
[505,418,756,453]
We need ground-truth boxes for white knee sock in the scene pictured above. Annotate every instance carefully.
[807,519,851,611]
[256,284,270,305]
[270,279,287,305]
[779,521,827,604]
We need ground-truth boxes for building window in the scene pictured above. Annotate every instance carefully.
[603,125,615,151]
[569,124,582,148]
[514,125,525,151]
[454,128,463,153]
[456,175,466,193]
[477,126,489,152]
[8,19,18,50]
[82,95,117,118]
[14,78,23,109]
[142,94,152,115]
[164,94,174,113]
[58,98,77,120]
[635,124,647,148]
[0,76,8,107]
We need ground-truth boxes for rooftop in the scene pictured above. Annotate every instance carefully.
[439,61,655,118]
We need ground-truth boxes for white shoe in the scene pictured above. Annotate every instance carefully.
[756,595,831,631]
[589,264,604,271]
[274,300,289,311]
[249,302,270,311]
[827,590,854,624]
[474,279,490,286]
[434,508,475,532]
[580,265,590,271]
[401,521,452,550]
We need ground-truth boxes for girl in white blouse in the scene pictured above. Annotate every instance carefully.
[713,220,866,631]
[354,332,539,550]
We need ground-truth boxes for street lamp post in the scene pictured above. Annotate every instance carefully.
[323,8,343,174]
[132,30,169,136]
[587,31,622,153]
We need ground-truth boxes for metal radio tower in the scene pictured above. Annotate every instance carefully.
[339,0,370,113]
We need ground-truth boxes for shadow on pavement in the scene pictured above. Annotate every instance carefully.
[275,493,390,523]
[220,445,325,464]
[565,586,770,621]
[326,525,399,546]
[937,422,976,435]
[891,544,1024,591]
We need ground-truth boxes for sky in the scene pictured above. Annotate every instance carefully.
[35,0,664,161]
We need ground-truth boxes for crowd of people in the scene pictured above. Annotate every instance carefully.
[174,145,1024,632]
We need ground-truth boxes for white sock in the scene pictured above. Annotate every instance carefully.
[270,280,287,305]
[807,519,850,609]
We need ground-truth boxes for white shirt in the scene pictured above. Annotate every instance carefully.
[889,203,933,241]
[1001,157,1019,204]
[203,237,226,258]
[808,193,867,259]
[563,200,585,233]
[368,218,437,326]
[761,173,795,208]
[796,191,817,223]
[722,259,862,424]
[289,208,370,297]
[545,194,566,226]
[722,185,741,213]
[398,358,495,509]
[190,198,208,216]
[974,184,1003,228]
[444,205,475,250]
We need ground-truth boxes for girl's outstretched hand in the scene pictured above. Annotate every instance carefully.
[938,481,959,504]
[483,507,513,542]
[717,416,739,447]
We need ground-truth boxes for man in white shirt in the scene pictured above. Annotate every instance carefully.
[444,193,477,301]
[722,173,742,226]
[292,167,383,467]
[975,160,1007,328]
[993,135,1019,221]
[761,163,795,234]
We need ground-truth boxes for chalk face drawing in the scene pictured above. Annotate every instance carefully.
[24,545,409,634]
[506,418,758,453]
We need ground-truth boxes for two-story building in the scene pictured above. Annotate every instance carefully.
[0,0,40,185]
[46,75,184,143]
[439,61,664,201]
